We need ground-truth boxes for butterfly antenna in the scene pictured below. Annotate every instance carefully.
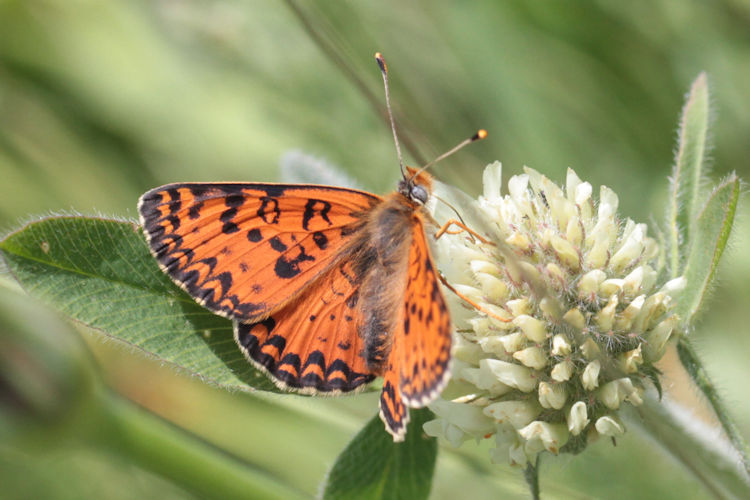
[409,129,488,182]
[375,52,406,178]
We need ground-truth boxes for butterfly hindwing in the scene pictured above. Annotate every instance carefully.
[234,258,375,393]
[378,212,452,441]
[138,183,381,322]
[379,362,408,441]
[398,218,452,407]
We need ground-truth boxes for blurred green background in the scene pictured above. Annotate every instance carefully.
[1,1,748,498]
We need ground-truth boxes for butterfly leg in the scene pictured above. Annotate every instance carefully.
[438,272,512,323]
[434,219,493,245]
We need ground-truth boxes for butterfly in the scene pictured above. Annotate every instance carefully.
[137,53,485,441]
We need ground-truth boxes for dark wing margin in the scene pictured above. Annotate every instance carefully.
[138,182,381,321]
[379,366,408,442]
[233,258,375,394]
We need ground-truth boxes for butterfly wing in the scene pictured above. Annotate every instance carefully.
[234,257,375,393]
[138,183,380,321]
[398,220,452,405]
[379,214,452,441]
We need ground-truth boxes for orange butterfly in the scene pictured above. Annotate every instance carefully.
[138,54,485,441]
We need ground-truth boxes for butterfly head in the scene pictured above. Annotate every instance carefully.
[399,167,433,205]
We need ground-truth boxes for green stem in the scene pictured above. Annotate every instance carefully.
[677,337,750,475]
[523,455,541,500]
[89,389,306,500]
[625,393,750,499]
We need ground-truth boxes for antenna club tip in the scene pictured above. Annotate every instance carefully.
[474,129,488,141]
[374,52,387,73]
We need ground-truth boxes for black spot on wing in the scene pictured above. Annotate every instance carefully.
[274,245,315,279]
[258,197,280,224]
[220,206,239,234]
[269,236,288,252]
[188,202,204,220]
[225,194,245,207]
[261,185,288,198]
[302,199,332,230]
[312,231,328,249]
[165,214,181,231]
[166,188,181,214]
[189,186,210,198]
[247,228,262,242]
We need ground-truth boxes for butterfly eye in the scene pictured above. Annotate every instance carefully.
[410,184,429,204]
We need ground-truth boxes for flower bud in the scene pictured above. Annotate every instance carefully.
[567,402,589,436]
[551,334,572,356]
[506,298,531,317]
[643,316,678,361]
[594,294,618,331]
[538,381,567,409]
[514,315,547,343]
[518,421,570,454]
[479,359,537,392]
[598,378,636,409]
[497,332,526,354]
[619,344,643,374]
[595,415,625,437]
[581,360,601,390]
[551,360,574,382]
[513,346,548,370]
[484,400,542,429]
[475,272,509,302]
[563,307,586,330]
[581,338,601,360]
[550,235,580,270]
[578,269,606,299]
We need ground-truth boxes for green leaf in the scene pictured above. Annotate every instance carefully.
[666,73,710,278]
[677,174,739,324]
[0,215,278,392]
[322,408,437,500]
[677,338,750,476]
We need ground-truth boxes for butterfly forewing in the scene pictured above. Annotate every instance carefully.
[233,257,375,393]
[138,183,381,321]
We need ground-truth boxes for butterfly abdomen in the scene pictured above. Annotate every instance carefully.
[353,193,418,372]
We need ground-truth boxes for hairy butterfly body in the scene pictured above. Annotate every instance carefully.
[138,167,451,440]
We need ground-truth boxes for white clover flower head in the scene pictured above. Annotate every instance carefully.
[425,163,684,465]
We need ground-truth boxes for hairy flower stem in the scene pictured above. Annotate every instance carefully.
[677,337,750,475]
[627,393,750,498]
[524,456,541,500]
